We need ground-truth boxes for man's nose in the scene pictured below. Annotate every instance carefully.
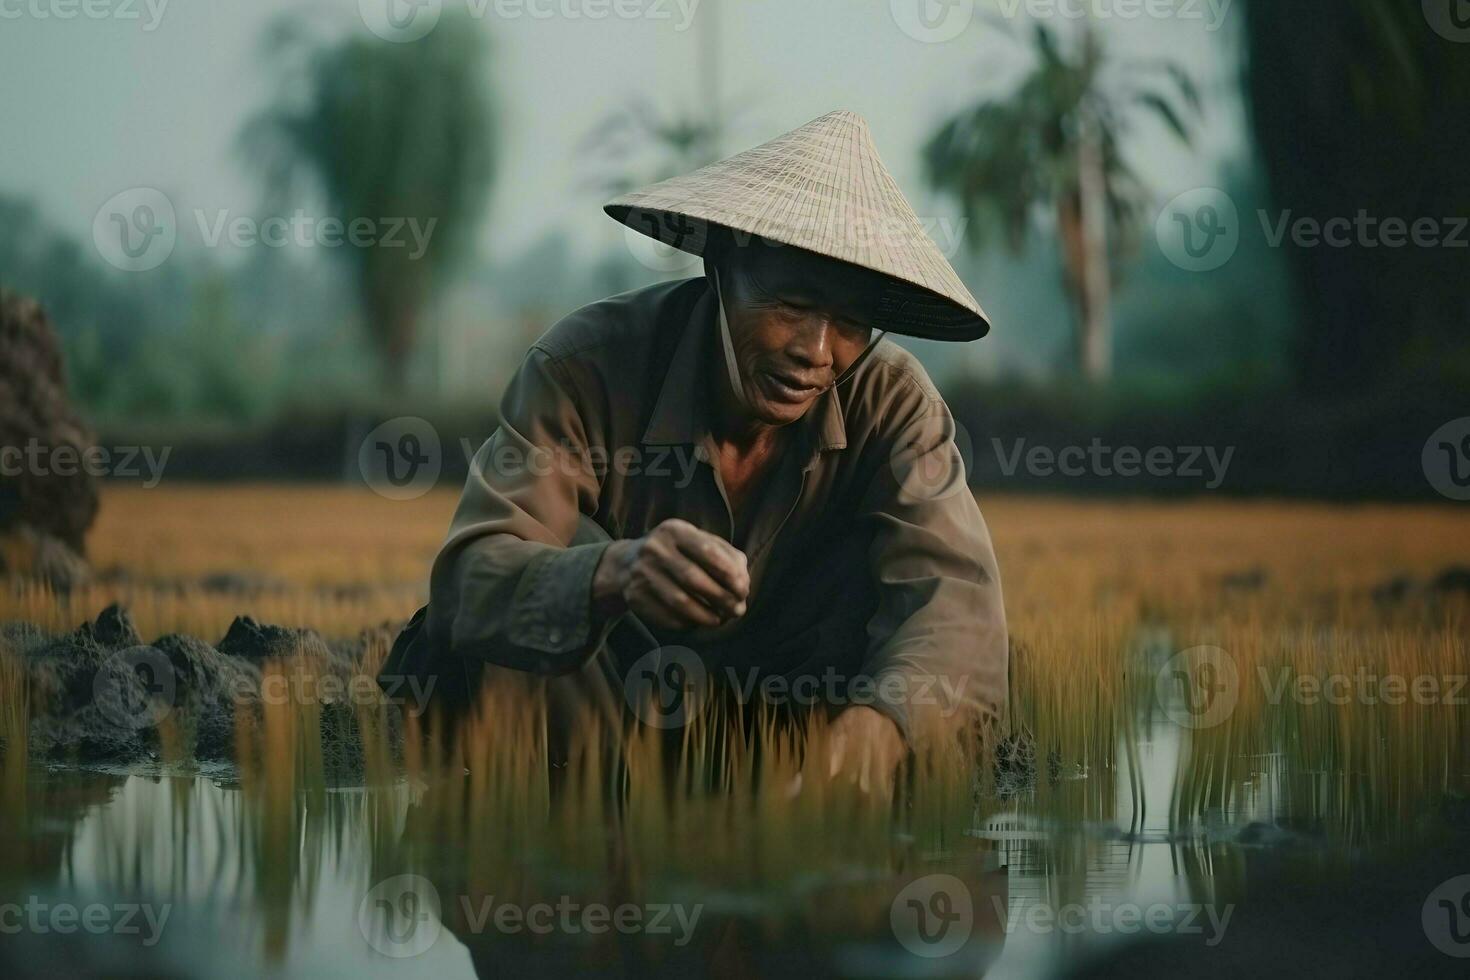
[787,317,836,369]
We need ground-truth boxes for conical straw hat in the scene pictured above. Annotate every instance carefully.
[605,109,990,342]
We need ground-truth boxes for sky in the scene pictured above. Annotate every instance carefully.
[1,0,1247,264]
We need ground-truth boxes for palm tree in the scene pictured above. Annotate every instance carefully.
[924,22,1200,381]
[240,13,496,391]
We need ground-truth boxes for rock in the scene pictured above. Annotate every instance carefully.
[150,633,260,760]
[217,615,332,661]
[12,606,396,768]
[23,631,157,761]
[82,602,142,648]
[18,606,261,763]
[0,290,99,561]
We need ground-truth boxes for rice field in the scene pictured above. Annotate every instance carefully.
[1,485,1467,977]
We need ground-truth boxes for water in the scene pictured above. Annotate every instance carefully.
[2,632,1467,977]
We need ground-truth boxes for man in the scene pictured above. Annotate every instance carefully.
[382,110,1007,795]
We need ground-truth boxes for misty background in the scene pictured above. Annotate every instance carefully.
[2,0,1465,496]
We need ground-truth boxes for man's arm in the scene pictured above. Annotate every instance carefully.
[855,373,1008,747]
[426,346,751,675]
[427,346,616,674]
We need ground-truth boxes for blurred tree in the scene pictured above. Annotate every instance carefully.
[923,22,1199,381]
[241,14,496,391]
[1240,0,1470,392]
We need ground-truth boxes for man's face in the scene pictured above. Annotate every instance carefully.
[715,241,885,426]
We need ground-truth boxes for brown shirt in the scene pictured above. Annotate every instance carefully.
[426,276,1007,740]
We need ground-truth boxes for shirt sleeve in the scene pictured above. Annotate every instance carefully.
[856,375,1008,746]
[426,346,616,675]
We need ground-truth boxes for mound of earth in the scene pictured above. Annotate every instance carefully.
[3,604,399,767]
[0,290,98,591]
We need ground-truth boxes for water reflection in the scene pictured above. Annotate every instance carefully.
[1,635,1467,978]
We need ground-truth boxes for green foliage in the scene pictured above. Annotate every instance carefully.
[923,22,1198,262]
[240,13,497,389]
[923,21,1202,380]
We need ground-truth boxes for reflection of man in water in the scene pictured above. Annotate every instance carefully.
[382,110,1008,796]
[402,769,1011,979]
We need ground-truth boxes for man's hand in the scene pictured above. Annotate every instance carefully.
[791,706,907,801]
[592,518,750,631]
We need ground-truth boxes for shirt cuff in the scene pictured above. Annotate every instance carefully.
[507,541,612,658]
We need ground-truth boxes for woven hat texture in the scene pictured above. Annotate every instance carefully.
[605,109,990,342]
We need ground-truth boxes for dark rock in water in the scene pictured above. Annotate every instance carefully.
[217,614,331,661]
[1430,565,1470,595]
[0,290,99,566]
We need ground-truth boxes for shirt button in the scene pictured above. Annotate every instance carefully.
[548,628,563,645]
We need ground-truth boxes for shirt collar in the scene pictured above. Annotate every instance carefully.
[640,279,848,468]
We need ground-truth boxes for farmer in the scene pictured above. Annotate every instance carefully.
[383,110,1007,795]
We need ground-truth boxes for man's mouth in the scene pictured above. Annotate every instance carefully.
[760,370,823,404]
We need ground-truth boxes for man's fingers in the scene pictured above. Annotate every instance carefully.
[633,565,725,629]
[654,519,749,599]
[662,551,746,617]
[669,528,749,600]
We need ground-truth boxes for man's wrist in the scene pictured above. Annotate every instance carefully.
[590,538,634,619]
